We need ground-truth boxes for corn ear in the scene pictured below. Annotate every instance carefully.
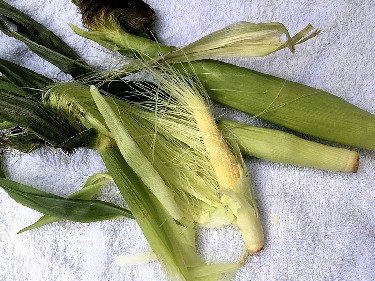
[219,119,360,172]
[71,7,375,150]
[157,67,264,252]
[181,79,264,253]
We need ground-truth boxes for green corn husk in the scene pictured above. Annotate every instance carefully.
[70,23,174,59]
[0,176,132,224]
[97,136,195,281]
[97,135,239,281]
[42,63,264,253]
[0,59,53,96]
[219,119,359,172]
[18,172,116,233]
[162,23,318,63]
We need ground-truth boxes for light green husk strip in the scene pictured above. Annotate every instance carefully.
[114,250,240,280]
[18,173,113,233]
[163,22,318,63]
[219,119,360,172]
[190,263,240,281]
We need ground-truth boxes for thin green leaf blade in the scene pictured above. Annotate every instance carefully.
[0,0,78,58]
[0,77,30,97]
[18,216,58,234]
[18,173,114,233]
[0,0,92,77]
[0,59,53,95]
[71,172,113,200]
[0,177,132,223]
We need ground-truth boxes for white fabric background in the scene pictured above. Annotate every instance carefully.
[1,0,375,280]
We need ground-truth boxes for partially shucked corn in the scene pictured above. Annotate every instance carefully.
[43,65,265,265]
[189,93,264,253]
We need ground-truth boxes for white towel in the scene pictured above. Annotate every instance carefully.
[1,0,374,280]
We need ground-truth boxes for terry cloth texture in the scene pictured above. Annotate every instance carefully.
[0,0,375,280]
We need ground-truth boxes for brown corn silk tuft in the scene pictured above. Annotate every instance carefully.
[75,0,156,31]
